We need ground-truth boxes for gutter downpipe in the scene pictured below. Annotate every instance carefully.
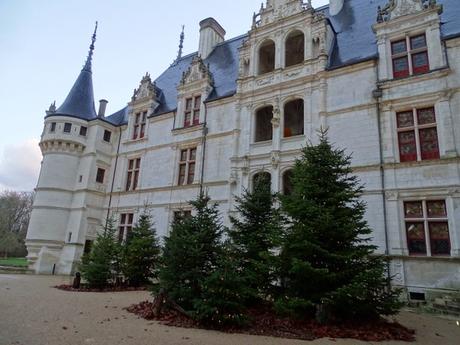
[106,126,122,228]
[200,103,209,195]
[372,64,391,282]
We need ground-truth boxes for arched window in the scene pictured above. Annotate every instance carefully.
[285,31,305,67]
[253,172,271,191]
[258,40,276,75]
[255,106,273,142]
[282,169,294,195]
[284,99,304,138]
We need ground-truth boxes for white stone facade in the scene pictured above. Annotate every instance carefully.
[26,0,460,298]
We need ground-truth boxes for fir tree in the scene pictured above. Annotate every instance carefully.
[158,192,223,312]
[122,210,161,287]
[80,217,122,288]
[195,241,249,327]
[276,130,401,321]
[228,173,282,302]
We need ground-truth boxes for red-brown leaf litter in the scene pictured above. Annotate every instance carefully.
[126,301,416,342]
[55,284,147,293]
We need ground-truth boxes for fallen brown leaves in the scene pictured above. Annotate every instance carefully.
[55,284,147,293]
[125,301,415,342]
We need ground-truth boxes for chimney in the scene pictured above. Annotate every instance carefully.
[329,0,344,16]
[198,18,226,59]
[98,99,108,117]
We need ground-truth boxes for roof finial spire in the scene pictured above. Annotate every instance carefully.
[176,25,185,61]
[83,21,98,72]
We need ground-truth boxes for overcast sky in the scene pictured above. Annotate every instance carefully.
[0,0,329,192]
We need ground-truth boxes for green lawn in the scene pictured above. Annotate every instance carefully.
[0,257,28,267]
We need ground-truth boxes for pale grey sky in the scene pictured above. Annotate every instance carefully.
[0,0,329,191]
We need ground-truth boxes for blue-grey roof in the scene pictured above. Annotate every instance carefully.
[58,0,460,126]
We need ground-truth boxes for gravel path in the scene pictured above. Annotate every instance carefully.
[0,274,459,345]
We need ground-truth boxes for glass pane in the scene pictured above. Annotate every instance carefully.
[397,111,414,128]
[128,159,134,170]
[135,113,141,124]
[126,172,132,191]
[180,150,188,161]
[194,96,201,110]
[427,200,447,218]
[404,201,423,218]
[135,158,141,169]
[393,57,409,72]
[412,52,428,68]
[429,222,450,255]
[187,163,195,184]
[142,112,147,122]
[419,128,439,160]
[128,214,134,224]
[178,164,186,185]
[121,214,126,224]
[417,107,435,125]
[283,170,294,195]
[406,222,427,255]
[392,40,407,54]
[190,148,197,161]
[398,131,417,161]
[410,35,427,50]
[186,98,192,111]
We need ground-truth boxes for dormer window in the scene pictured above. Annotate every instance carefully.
[184,96,201,127]
[133,111,147,140]
[391,34,429,79]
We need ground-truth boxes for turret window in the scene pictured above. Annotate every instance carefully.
[79,126,87,136]
[178,148,196,185]
[126,158,141,191]
[184,96,201,127]
[103,130,112,143]
[391,34,429,79]
[133,111,147,140]
[96,168,105,184]
[50,122,56,133]
[63,123,72,133]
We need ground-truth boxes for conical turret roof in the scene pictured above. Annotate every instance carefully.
[52,23,98,120]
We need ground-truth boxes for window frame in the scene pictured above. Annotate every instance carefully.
[391,33,429,79]
[184,96,201,128]
[132,111,147,140]
[63,123,72,133]
[125,158,141,191]
[103,129,112,143]
[95,168,105,184]
[118,213,134,243]
[396,106,440,162]
[178,147,197,186]
[79,126,87,137]
[404,200,450,257]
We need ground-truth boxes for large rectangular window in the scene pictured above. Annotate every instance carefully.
[133,111,147,140]
[118,213,134,243]
[178,148,196,185]
[125,158,141,191]
[184,96,201,127]
[404,200,450,256]
[391,34,429,79]
[397,107,439,162]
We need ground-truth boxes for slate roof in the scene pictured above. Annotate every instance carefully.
[53,0,460,126]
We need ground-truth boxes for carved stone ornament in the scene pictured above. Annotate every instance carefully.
[377,0,442,23]
[229,170,238,185]
[180,56,214,86]
[132,72,157,102]
[254,1,312,28]
[271,151,281,168]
